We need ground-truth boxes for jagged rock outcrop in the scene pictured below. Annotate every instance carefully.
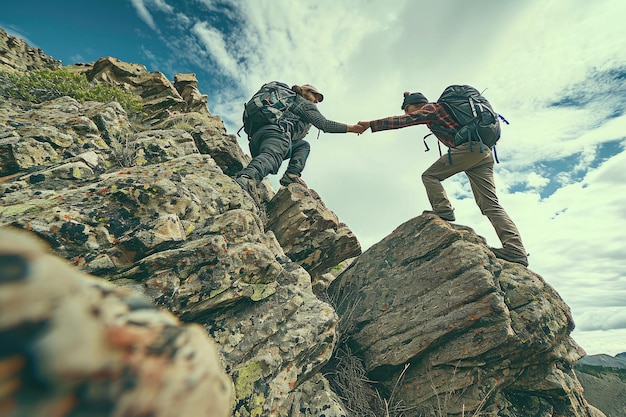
[0,226,232,417]
[66,56,210,123]
[327,215,604,417]
[0,28,61,72]
[1,32,603,417]
[174,73,210,114]
[267,185,361,281]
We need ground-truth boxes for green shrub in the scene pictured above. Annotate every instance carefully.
[0,68,142,114]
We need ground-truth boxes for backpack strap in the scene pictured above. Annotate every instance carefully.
[422,133,432,152]
[422,132,445,158]
[237,102,247,137]
[492,113,508,164]
[278,118,293,132]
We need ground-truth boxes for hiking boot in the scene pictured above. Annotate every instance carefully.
[490,247,529,267]
[422,210,455,222]
[280,172,308,187]
[235,174,259,199]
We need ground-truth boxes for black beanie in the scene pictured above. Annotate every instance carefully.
[401,92,428,110]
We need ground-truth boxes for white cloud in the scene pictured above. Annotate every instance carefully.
[149,0,173,14]
[573,328,626,356]
[525,172,550,190]
[577,307,626,332]
[130,0,174,32]
[130,0,157,31]
[191,22,239,79]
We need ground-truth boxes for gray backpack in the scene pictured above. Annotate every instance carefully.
[242,81,297,136]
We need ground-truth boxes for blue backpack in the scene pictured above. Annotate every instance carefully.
[241,81,298,136]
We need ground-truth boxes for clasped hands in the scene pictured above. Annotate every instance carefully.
[349,121,372,135]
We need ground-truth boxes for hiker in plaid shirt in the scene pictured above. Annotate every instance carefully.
[359,91,528,267]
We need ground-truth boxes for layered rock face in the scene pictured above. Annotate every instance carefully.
[67,56,211,123]
[328,216,603,416]
[0,28,603,417]
[0,29,61,72]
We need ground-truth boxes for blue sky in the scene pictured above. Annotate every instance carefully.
[3,0,626,357]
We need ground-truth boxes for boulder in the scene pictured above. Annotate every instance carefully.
[266,184,361,280]
[174,73,210,114]
[327,214,600,416]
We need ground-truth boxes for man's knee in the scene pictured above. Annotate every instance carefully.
[422,171,437,185]
[480,204,507,219]
[296,140,310,152]
[290,140,310,160]
[263,136,290,155]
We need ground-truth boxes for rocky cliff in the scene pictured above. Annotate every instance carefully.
[0,28,605,417]
[0,29,60,72]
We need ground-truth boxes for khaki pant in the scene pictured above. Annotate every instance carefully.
[421,142,527,257]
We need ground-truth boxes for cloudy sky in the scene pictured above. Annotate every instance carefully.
[3,0,626,357]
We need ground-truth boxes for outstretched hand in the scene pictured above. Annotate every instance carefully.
[349,121,370,135]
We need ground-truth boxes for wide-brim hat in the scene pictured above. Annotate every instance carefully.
[302,84,324,102]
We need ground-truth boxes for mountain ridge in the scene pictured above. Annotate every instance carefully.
[579,353,626,369]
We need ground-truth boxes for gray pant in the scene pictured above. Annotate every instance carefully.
[421,142,527,256]
[239,125,310,181]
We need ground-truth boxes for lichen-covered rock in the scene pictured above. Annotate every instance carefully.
[204,261,338,417]
[278,374,348,417]
[76,56,200,122]
[174,73,210,114]
[0,226,232,417]
[266,184,361,279]
[190,122,251,177]
[0,71,358,416]
[18,158,251,265]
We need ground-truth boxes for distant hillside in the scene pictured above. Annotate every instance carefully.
[575,354,626,417]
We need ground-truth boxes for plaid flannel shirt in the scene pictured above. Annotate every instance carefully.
[369,103,460,147]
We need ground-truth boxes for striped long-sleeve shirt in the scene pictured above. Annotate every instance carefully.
[369,103,460,148]
[286,96,348,141]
